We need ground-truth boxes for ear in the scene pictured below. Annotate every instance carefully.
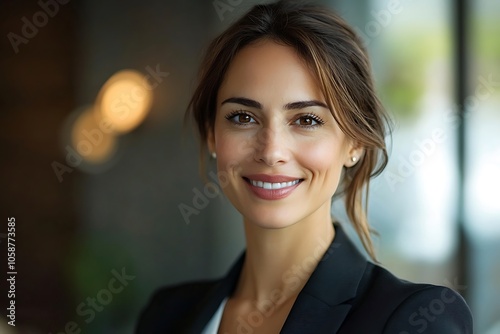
[344,142,364,168]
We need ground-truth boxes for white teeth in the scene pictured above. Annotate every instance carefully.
[250,179,300,189]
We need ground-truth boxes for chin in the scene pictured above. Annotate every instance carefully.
[243,209,301,230]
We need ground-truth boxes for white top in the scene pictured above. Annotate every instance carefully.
[201,297,229,334]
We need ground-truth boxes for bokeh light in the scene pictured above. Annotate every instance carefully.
[96,70,153,134]
[71,106,117,164]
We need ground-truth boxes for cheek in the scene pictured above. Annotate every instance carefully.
[298,139,346,178]
[214,129,252,173]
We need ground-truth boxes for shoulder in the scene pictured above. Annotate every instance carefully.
[135,280,218,333]
[381,280,473,333]
[347,263,473,333]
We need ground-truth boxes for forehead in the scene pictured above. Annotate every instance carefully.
[217,39,324,104]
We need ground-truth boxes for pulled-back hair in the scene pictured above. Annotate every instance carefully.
[187,0,391,260]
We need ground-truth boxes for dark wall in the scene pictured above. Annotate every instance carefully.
[1,0,78,331]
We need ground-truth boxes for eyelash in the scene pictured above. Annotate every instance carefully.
[224,110,325,129]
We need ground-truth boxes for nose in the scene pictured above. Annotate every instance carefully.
[253,126,290,166]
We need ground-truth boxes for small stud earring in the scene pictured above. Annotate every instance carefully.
[211,152,217,159]
[351,156,357,163]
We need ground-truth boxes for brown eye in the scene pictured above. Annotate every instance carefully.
[299,117,314,126]
[294,116,321,127]
[238,114,252,123]
[225,111,256,125]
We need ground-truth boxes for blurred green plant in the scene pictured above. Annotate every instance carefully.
[473,17,500,102]
[377,26,451,122]
[65,235,139,331]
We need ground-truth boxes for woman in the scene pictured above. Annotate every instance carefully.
[136,1,473,333]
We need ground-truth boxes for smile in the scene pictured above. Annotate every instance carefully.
[243,175,303,200]
[249,179,301,189]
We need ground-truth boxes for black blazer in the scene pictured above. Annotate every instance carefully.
[136,224,473,333]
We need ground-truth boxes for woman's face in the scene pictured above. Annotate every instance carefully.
[210,40,358,229]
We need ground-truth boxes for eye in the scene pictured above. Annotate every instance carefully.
[293,114,324,128]
[225,111,257,125]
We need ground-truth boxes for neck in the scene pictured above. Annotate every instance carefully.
[234,203,335,306]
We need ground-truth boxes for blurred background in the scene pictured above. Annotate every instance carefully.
[0,0,499,333]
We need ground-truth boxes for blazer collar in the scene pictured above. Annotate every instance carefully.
[186,223,368,334]
[279,223,368,333]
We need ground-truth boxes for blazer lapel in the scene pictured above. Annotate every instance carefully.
[183,251,245,334]
[280,224,368,334]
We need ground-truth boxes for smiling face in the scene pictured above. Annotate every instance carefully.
[209,39,360,229]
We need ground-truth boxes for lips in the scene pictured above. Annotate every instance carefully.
[243,174,303,200]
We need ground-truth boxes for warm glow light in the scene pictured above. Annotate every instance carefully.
[71,107,117,164]
[96,70,153,134]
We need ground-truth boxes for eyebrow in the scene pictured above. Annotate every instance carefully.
[221,97,262,109]
[284,100,329,110]
[221,97,329,110]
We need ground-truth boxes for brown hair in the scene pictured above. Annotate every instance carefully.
[186,0,391,261]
